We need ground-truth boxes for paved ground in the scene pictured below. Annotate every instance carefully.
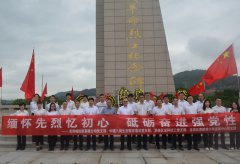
[0,146,240,164]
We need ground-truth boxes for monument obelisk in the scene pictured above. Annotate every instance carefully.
[96,0,175,96]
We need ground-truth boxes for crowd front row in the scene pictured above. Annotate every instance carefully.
[13,93,240,151]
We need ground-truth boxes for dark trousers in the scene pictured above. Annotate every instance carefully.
[156,134,167,148]
[149,135,154,143]
[60,135,70,148]
[137,135,147,148]
[120,135,131,148]
[35,136,44,146]
[87,135,96,149]
[186,134,198,149]
[214,133,226,149]
[172,134,183,148]
[48,135,57,150]
[17,135,26,149]
[98,135,103,143]
[104,135,114,148]
[203,133,213,148]
[230,132,240,149]
[73,135,83,148]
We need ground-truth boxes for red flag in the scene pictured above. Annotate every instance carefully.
[70,86,74,101]
[0,67,2,87]
[189,80,205,96]
[202,45,238,85]
[174,92,179,98]
[159,92,165,100]
[41,83,47,102]
[20,50,35,100]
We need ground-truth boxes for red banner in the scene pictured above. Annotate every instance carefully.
[1,113,240,135]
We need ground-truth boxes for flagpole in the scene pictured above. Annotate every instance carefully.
[41,74,44,95]
[237,73,240,105]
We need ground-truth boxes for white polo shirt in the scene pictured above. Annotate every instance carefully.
[212,105,227,113]
[47,111,59,116]
[169,106,185,115]
[71,107,84,115]
[59,108,71,115]
[184,103,198,114]
[163,102,173,114]
[34,108,47,116]
[178,99,188,109]
[152,106,167,116]
[84,106,99,115]
[135,102,149,115]
[117,106,134,115]
[30,101,38,114]
[13,110,29,116]
[66,100,75,110]
[144,100,155,111]
[80,101,89,110]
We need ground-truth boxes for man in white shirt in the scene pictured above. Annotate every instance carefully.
[14,103,29,150]
[80,95,89,110]
[185,95,200,150]
[162,95,173,145]
[178,92,188,110]
[71,100,84,150]
[212,98,228,150]
[30,94,40,115]
[46,95,60,111]
[34,101,47,151]
[127,94,137,144]
[117,99,134,150]
[144,92,155,144]
[170,97,185,150]
[194,94,205,145]
[135,94,150,150]
[59,101,71,150]
[152,99,168,149]
[84,97,99,151]
[66,93,75,110]
[96,94,107,143]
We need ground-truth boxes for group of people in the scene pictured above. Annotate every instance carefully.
[13,92,240,151]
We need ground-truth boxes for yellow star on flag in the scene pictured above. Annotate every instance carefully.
[223,51,230,59]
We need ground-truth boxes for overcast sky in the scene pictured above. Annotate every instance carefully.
[0,0,239,99]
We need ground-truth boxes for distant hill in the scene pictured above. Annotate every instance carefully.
[54,70,239,100]
[174,69,239,90]
[54,88,96,100]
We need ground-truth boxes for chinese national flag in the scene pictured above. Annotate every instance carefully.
[20,50,35,100]
[0,67,2,87]
[189,81,205,96]
[70,86,74,101]
[202,45,238,85]
[41,83,47,102]
[159,92,165,100]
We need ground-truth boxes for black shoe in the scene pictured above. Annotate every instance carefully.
[120,147,124,150]
[60,147,64,151]
[73,146,77,151]
[171,147,176,150]
[179,146,184,151]
[143,147,148,150]
[187,147,192,150]
[110,147,114,151]
[93,147,96,151]
[222,146,228,150]
[79,147,83,150]
[137,146,141,150]
[156,145,160,150]
[16,146,20,150]
[163,146,167,150]
[128,147,132,150]
[194,147,200,151]
[36,147,40,151]
[85,147,90,151]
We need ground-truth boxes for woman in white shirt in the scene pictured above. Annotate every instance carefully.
[202,100,214,151]
[13,103,29,150]
[34,101,47,151]
[47,103,59,151]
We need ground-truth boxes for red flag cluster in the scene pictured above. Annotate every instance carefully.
[188,45,238,96]
[20,50,35,100]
